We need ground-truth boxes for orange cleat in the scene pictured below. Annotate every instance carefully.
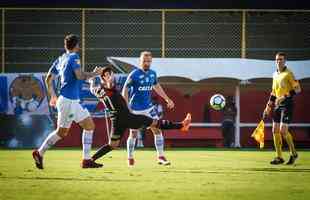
[181,113,191,132]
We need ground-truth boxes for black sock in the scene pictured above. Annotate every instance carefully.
[158,120,182,130]
[91,144,113,161]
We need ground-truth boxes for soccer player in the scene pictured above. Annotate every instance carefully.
[263,52,301,165]
[122,51,176,166]
[32,34,103,169]
[89,66,191,163]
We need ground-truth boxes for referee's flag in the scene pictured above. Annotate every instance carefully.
[251,120,265,148]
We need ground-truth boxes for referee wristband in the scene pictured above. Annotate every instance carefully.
[289,90,296,97]
[269,95,276,102]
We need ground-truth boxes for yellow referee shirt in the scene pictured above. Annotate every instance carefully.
[272,67,300,98]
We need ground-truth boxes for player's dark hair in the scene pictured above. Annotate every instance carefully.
[101,66,113,77]
[276,52,286,59]
[64,34,79,50]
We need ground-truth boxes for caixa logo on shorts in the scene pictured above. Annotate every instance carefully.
[138,86,153,91]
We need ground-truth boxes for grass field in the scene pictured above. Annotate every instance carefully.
[0,148,310,200]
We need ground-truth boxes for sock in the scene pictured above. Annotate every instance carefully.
[38,131,61,156]
[82,130,94,160]
[154,133,164,157]
[158,120,182,130]
[127,137,136,159]
[273,132,283,158]
[285,131,297,155]
[91,144,113,161]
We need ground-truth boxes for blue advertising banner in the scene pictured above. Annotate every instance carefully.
[0,73,128,148]
[0,76,8,113]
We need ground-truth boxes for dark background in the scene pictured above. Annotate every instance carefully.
[1,0,309,9]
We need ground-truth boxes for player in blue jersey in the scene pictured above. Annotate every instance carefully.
[122,51,186,166]
[32,34,103,169]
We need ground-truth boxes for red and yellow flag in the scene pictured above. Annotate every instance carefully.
[251,120,265,149]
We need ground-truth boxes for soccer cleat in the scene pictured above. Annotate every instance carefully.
[128,158,135,167]
[181,113,192,132]
[286,153,298,165]
[157,156,171,166]
[270,157,285,165]
[32,150,44,170]
[81,159,103,168]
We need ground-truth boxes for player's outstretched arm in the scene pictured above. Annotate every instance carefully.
[74,67,102,80]
[153,83,175,109]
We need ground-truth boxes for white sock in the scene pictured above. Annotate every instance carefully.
[82,130,94,160]
[154,133,164,157]
[127,137,136,159]
[38,131,61,156]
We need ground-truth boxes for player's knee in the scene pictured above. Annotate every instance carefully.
[129,130,138,138]
[279,128,287,136]
[149,120,158,128]
[272,125,280,134]
[83,118,95,131]
[56,127,70,138]
[151,128,162,135]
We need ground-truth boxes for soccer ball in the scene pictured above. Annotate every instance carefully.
[210,94,226,110]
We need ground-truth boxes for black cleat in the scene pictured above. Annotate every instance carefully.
[81,159,103,168]
[270,157,285,165]
[32,150,44,169]
[286,153,298,165]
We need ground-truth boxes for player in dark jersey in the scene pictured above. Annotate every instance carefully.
[89,67,191,163]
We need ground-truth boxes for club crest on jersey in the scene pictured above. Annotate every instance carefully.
[75,59,81,65]
[138,86,153,91]
[145,77,150,83]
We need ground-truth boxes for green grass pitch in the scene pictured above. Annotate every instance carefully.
[0,148,310,200]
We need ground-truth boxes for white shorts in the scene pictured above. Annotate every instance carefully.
[132,106,159,120]
[56,95,90,128]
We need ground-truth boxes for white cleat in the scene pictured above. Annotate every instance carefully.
[157,156,171,166]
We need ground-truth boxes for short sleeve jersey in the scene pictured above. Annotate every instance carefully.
[50,52,81,100]
[125,67,158,110]
[272,67,299,98]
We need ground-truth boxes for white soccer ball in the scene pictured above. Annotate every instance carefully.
[210,94,226,111]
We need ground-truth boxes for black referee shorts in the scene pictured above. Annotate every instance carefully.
[272,98,293,124]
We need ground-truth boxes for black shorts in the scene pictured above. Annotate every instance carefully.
[272,98,293,124]
[110,111,154,141]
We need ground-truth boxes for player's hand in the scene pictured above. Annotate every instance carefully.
[166,98,175,110]
[275,96,285,106]
[49,95,57,108]
[93,66,103,75]
[263,105,271,120]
